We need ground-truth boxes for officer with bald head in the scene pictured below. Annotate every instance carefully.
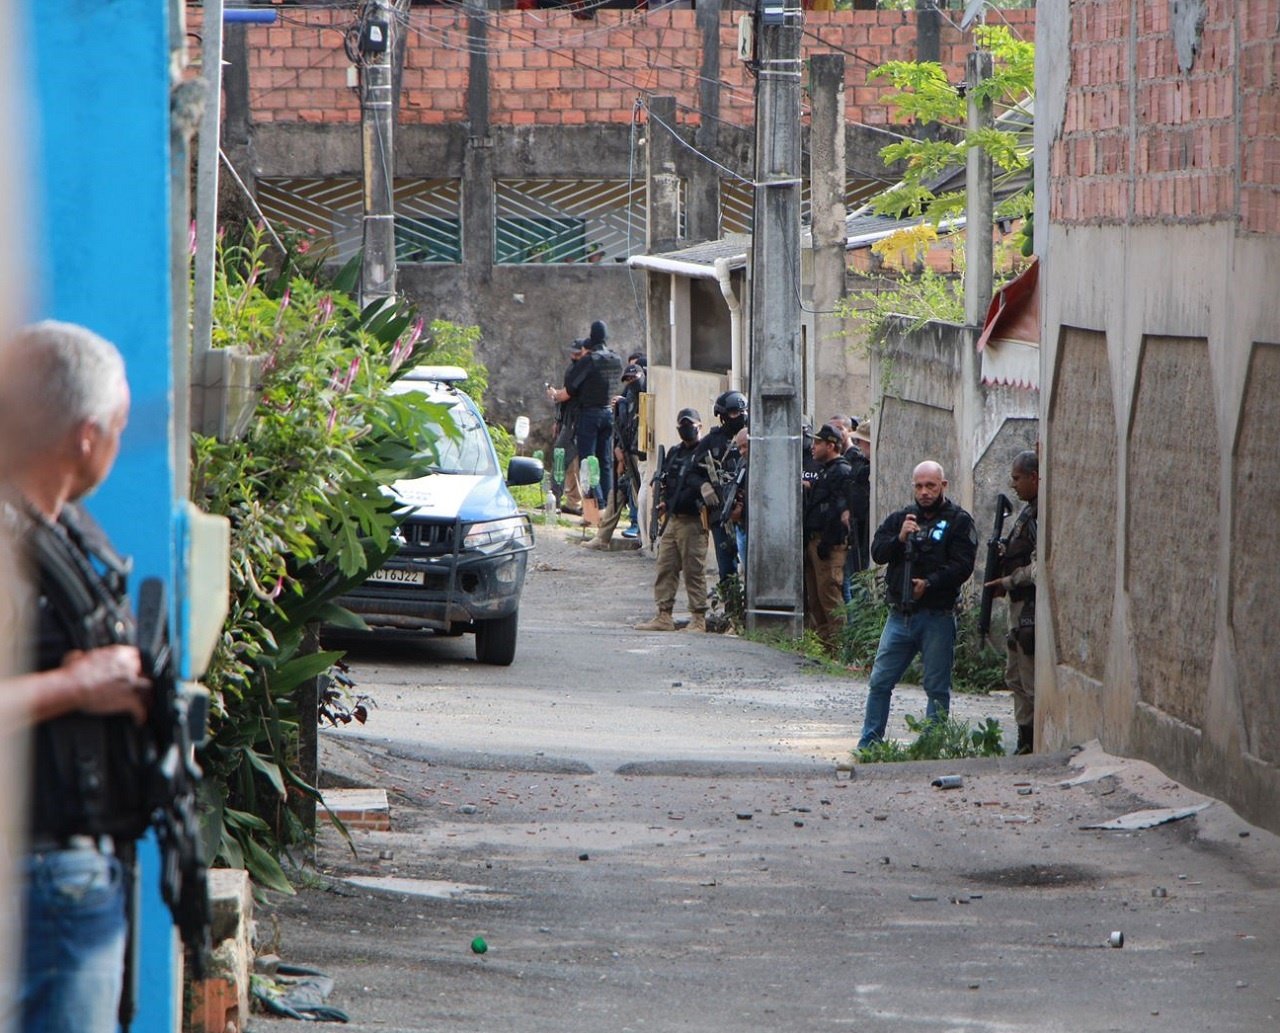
[857,460,977,751]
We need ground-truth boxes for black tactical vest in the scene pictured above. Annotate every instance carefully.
[24,504,154,841]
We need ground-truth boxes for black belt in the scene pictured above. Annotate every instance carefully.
[29,833,115,855]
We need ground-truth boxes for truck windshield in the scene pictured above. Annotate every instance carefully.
[422,401,498,476]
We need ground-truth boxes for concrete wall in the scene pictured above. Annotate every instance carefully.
[870,319,1038,559]
[1036,0,1280,833]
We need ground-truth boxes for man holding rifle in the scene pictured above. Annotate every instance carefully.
[857,461,977,751]
[635,409,710,633]
[982,450,1039,754]
[0,322,207,1033]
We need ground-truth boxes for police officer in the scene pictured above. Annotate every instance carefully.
[802,424,856,650]
[983,450,1038,754]
[0,322,156,1033]
[857,460,978,750]
[549,339,588,514]
[635,408,709,633]
[692,390,747,585]
[547,320,622,508]
[585,361,645,549]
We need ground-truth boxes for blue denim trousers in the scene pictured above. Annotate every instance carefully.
[20,846,128,1033]
[574,407,614,506]
[858,608,957,749]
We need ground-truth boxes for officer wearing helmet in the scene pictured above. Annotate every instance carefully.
[692,390,748,584]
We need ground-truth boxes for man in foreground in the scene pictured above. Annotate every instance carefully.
[857,461,977,751]
[0,321,158,1033]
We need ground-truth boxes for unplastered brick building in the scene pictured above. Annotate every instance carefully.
[1036,0,1280,832]
[207,1,1034,430]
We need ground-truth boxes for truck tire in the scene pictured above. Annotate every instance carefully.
[475,611,518,666]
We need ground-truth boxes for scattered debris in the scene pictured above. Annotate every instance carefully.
[931,775,964,790]
[1152,886,1168,898]
[1081,803,1210,831]
[1109,931,1124,948]
[471,936,488,955]
[251,964,349,1023]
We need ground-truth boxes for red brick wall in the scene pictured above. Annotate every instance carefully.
[1051,0,1280,234]
[228,7,1034,130]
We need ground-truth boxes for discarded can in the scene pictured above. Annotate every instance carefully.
[1108,931,1124,948]
[471,936,488,955]
[931,775,964,790]
[1152,886,1168,898]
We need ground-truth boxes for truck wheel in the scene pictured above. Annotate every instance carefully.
[475,611,518,666]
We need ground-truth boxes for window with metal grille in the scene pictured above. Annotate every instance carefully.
[718,178,883,236]
[494,179,651,265]
[256,177,462,265]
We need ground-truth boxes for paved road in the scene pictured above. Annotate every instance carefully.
[252,524,1280,1033]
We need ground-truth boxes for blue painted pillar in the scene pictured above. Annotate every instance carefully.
[25,3,182,1030]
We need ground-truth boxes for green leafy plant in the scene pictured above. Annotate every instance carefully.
[868,25,1034,228]
[856,713,1005,763]
[192,225,481,888]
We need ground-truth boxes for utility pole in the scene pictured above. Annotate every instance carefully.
[745,0,804,635]
[964,47,994,328]
[359,0,397,306]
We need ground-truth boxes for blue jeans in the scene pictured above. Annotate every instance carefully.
[20,846,128,1033]
[710,523,737,582]
[575,407,613,506]
[858,608,957,749]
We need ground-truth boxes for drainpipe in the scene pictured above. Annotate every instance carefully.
[714,256,743,391]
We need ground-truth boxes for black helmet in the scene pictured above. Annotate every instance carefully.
[713,390,748,419]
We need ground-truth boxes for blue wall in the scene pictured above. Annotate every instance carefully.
[26,3,180,1029]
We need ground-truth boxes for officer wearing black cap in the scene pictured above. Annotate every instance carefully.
[635,408,710,632]
[802,423,857,650]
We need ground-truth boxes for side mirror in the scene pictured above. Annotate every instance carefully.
[507,456,544,488]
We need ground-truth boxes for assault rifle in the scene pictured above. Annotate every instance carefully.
[900,525,920,616]
[135,578,213,981]
[719,455,748,528]
[977,493,1015,641]
[648,444,667,544]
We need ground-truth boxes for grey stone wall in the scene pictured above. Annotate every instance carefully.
[870,318,1038,586]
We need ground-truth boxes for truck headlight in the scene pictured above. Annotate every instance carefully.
[461,517,532,553]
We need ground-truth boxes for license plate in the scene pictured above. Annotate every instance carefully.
[367,567,425,586]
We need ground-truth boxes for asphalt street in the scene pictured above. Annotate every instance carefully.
[251,522,1280,1033]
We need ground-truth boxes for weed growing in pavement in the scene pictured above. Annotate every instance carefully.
[856,714,1005,764]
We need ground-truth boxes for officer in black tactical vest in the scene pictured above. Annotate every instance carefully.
[983,450,1039,754]
[802,424,857,650]
[692,390,747,585]
[635,408,710,632]
[857,460,978,751]
[549,320,621,509]
[0,322,161,1033]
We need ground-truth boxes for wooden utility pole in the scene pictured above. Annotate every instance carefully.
[745,0,804,635]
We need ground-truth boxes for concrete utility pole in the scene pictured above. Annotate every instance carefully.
[745,0,804,635]
[964,48,994,328]
[360,0,397,305]
[809,54,848,425]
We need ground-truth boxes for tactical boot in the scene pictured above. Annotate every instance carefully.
[635,611,676,632]
[684,612,707,633]
[1014,723,1034,755]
